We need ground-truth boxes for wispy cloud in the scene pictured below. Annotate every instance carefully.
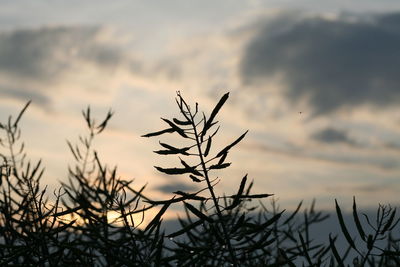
[0,26,145,110]
[0,85,50,107]
[0,26,124,80]
[312,127,357,146]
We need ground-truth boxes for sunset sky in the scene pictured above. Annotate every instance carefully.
[1,0,400,214]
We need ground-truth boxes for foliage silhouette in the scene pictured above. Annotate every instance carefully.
[0,92,398,266]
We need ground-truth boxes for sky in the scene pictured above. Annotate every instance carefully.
[1,0,400,215]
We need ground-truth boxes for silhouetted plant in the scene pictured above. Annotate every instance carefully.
[142,92,330,266]
[0,101,68,266]
[61,106,166,265]
[0,94,398,266]
[330,197,400,266]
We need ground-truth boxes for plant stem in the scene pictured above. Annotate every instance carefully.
[186,104,238,266]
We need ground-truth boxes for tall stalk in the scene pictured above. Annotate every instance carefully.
[143,91,253,265]
[184,97,238,265]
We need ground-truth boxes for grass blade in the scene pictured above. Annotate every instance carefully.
[352,196,366,241]
[335,199,356,249]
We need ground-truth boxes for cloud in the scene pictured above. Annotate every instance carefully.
[244,137,399,171]
[0,26,124,80]
[0,25,145,109]
[0,85,50,107]
[240,12,400,114]
[312,127,355,145]
[327,182,396,195]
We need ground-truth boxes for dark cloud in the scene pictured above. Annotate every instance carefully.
[327,183,396,194]
[0,26,134,108]
[240,12,400,114]
[246,138,398,170]
[155,182,198,194]
[312,127,355,145]
[0,26,123,81]
[385,141,400,151]
[0,85,50,107]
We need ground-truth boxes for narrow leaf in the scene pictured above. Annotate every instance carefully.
[154,149,183,155]
[185,202,214,223]
[67,140,79,161]
[367,234,373,250]
[154,166,192,175]
[189,174,202,183]
[145,201,171,232]
[204,136,212,157]
[226,174,247,210]
[246,211,283,234]
[160,142,190,152]
[217,152,227,165]
[201,112,207,142]
[382,208,396,234]
[202,92,229,138]
[299,233,312,265]
[13,101,31,128]
[167,219,204,238]
[180,158,203,176]
[329,234,345,267]
[216,130,248,157]
[248,232,275,252]
[154,143,190,155]
[209,162,231,170]
[173,191,205,201]
[335,199,356,249]
[262,211,284,228]
[352,196,366,241]
[142,128,175,138]
[96,109,114,133]
[179,158,191,169]
[173,118,191,125]
[284,200,303,224]
[162,118,188,138]
[237,193,273,199]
